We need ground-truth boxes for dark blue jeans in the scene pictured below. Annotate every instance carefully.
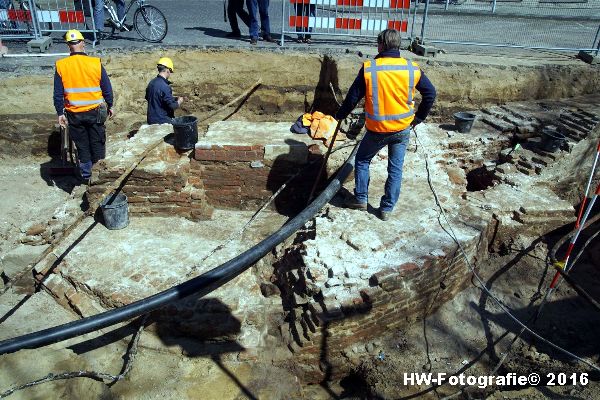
[93,0,126,32]
[295,4,315,40]
[246,0,270,39]
[354,129,410,212]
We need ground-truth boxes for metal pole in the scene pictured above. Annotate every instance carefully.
[280,0,285,47]
[593,23,600,56]
[410,0,419,43]
[89,0,97,47]
[420,0,430,45]
[492,0,497,13]
[445,0,449,11]
[29,0,41,39]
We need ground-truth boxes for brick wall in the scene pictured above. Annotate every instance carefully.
[193,144,322,214]
[271,218,494,383]
[88,139,321,220]
[88,144,213,221]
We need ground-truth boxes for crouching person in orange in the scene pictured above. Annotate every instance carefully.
[53,29,114,184]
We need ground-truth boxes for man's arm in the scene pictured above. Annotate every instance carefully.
[162,86,180,111]
[53,70,68,127]
[100,65,115,118]
[100,65,114,109]
[334,67,366,121]
[53,70,65,116]
[413,72,436,124]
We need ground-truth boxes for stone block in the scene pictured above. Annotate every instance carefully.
[264,143,308,163]
[27,37,52,53]
[412,42,437,57]
[1,244,49,279]
[577,50,600,65]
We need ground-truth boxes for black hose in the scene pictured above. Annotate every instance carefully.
[0,147,358,355]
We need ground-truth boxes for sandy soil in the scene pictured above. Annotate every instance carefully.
[0,49,599,399]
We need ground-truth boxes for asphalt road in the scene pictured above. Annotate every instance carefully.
[2,0,599,54]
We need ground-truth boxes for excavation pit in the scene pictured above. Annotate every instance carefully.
[1,49,600,398]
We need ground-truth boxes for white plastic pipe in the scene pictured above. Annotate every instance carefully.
[1,53,69,57]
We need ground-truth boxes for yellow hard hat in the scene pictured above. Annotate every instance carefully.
[65,29,84,43]
[157,57,174,72]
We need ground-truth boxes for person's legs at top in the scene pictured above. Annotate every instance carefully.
[238,1,251,27]
[228,0,242,36]
[228,0,249,37]
[257,0,271,39]
[92,0,104,33]
[295,4,306,41]
[380,128,411,212]
[305,5,315,41]
[246,0,259,43]
[114,0,126,21]
[353,131,386,205]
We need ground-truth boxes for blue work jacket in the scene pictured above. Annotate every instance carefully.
[145,75,179,124]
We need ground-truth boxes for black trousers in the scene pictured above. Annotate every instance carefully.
[66,107,106,164]
[228,0,250,34]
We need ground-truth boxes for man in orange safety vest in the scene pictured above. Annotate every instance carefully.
[335,29,437,221]
[53,29,114,184]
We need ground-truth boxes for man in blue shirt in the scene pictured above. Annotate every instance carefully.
[145,57,184,125]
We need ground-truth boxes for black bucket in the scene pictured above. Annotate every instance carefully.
[454,112,476,133]
[100,192,129,230]
[539,127,566,153]
[172,116,198,151]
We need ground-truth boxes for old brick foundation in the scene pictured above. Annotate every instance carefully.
[88,122,324,218]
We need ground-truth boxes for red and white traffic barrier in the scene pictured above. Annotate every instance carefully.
[0,9,84,24]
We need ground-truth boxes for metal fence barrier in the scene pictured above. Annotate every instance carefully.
[0,0,95,42]
[414,0,600,53]
[0,0,39,39]
[280,0,413,46]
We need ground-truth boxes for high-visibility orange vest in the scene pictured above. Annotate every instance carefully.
[363,57,421,133]
[56,54,104,113]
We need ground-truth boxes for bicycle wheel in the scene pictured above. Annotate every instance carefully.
[133,5,167,43]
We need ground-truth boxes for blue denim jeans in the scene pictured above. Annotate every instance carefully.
[354,129,411,212]
[246,0,270,39]
[93,0,126,32]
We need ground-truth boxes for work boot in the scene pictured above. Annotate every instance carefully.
[263,34,275,43]
[379,209,391,221]
[250,37,258,45]
[345,196,367,210]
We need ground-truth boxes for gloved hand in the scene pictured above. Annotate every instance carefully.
[108,108,115,119]
[410,117,423,127]
[58,114,67,127]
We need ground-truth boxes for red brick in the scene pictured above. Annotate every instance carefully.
[195,149,217,160]
[223,145,254,151]
[124,185,166,193]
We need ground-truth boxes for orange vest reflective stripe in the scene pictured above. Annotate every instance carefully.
[56,55,104,113]
[363,57,421,133]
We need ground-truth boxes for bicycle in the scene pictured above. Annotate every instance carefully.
[103,0,167,43]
